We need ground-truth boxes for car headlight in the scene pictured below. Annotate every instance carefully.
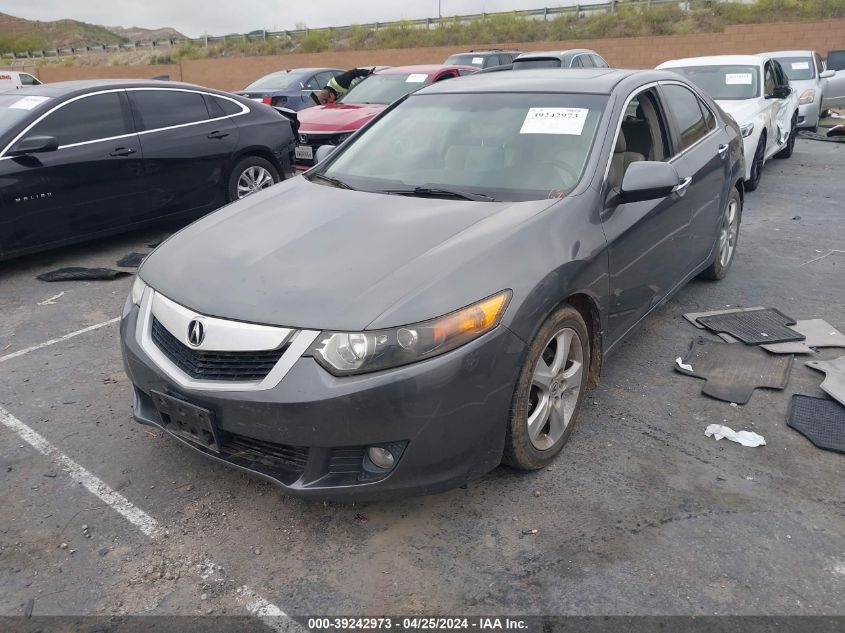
[310,291,511,375]
[739,122,755,138]
[798,89,816,105]
[130,276,148,306]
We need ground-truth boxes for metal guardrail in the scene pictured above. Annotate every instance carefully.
[1,0,695,60]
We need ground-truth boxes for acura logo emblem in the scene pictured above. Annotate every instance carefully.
[187,319,206,347]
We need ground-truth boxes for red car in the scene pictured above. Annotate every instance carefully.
[293,64,478,169]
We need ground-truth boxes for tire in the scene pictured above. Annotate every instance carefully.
[743,133,765,192]
[775,113,797,159]
[503,305,590,470]
[699,186,742,281]
[227,156,280,202]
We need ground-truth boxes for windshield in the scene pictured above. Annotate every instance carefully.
[775,57,815,80]
[342,74,431,104]
[318,92,607,202]
[445,54,486,68]
[827,51,845,71]
[513,58,562,70]
[666,65,760,100]
[243,71,309,91]
[0,94,50,133]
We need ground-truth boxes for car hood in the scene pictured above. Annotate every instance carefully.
[298,103,387,133]
[139,177,554,331]
[786,78,816,92]
[715,99,762,125]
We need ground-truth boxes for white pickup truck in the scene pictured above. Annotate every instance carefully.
[0,71,42,90]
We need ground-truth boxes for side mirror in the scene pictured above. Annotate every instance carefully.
[619,161,680,203]
[314,145,336,165]
[767,85,791,100]
[820,69,836,79]
[8,135,59,156]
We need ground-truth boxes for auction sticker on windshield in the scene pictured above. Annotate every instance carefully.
[9,96,51,110]
[405,74,428,83]
[725,73,753,85]
[792,62,810,70]
[520,107,588,135]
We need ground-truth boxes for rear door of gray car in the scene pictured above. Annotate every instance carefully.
[659,82,728,274]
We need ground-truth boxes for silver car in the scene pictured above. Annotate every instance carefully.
[764,50,839,131]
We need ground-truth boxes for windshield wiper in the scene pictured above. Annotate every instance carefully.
[309,173,356,190]
[380,186,496,202]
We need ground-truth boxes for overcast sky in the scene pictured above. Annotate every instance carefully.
[3,0,597,38]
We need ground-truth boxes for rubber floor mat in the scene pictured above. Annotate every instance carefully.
[788,395,845,453]
[806,354,845,406]
[675,338,793,404]
[762,319,845,354]
[116,252,147,268]
[38,267,131,282]
[683,307,766,329]
[696,308,804,345]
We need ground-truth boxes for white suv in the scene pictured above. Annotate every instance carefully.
[657,55,799,192]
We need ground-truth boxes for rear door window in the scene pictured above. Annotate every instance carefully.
[131,89,210,131]
[29,91,132,146]
[661,83,709,152]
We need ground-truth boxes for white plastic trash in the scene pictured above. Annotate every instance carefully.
[704,424,766,447]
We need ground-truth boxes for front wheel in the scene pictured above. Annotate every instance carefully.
[228,156,280,202]
[699,186,741,280]
[744,133,766,192]
[503,305,590,470]
[775,113,797,159]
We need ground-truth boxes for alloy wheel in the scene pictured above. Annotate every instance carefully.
[526,327,584,451]
[237,166,274,198]
[719,197,739,268]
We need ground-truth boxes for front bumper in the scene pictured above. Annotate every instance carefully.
[120,304,525,500]
[797,101,820,129]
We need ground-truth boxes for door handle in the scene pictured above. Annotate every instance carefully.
[207,131,230,139]
[109,147,136,157]
[673,176,692,196]
[717,143,729,158]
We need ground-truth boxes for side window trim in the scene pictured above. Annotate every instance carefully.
[657,81,720,162]
[0,88,249,158]
[0,89,137,156]
[125,87,249,137]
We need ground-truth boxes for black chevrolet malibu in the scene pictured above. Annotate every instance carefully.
[0,80,296,260]
[121,69,745,499]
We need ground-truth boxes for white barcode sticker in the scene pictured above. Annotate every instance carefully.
[472,57,484,64]
[9,95,51,110]
[405,73,428,83]
[520,107,589,135]
[791,61,810,70]
[725,73,752,85]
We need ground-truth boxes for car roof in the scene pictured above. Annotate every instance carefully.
[516,49,598,60]
[0,79,228,98]
[763,50,815,58]
[658,55,766,68]
[375,64,473,75]
[258,67,340,75]
[417,68,671,95]
[449,50,519,55]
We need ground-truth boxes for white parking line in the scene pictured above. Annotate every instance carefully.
[0,404,160,537]
[0,317,120,364]
[1,403,291,619]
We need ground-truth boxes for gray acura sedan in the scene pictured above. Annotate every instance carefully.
[120,69,745,499]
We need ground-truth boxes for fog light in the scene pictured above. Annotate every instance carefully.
[367,446,395,469]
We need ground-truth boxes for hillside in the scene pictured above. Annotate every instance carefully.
[107,25,185,43]
[0,11,184,53]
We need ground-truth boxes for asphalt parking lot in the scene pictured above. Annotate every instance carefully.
[1,138,844,619]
